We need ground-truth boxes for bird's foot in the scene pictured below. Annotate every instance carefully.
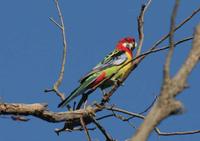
[114,79,124,86]
[83,100,88,110]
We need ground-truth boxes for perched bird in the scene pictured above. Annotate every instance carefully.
[58,37,137,108]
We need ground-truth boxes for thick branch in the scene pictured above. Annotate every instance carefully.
[0,103,98,126]
[173,25,200,95]
[131,22,200,141]
[1,102,200,138]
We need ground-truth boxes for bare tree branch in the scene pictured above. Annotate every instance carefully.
[92,117,114,141]
[80,117,92,141]
[155,128,200,136]
[0,103,98,124]
[53,0,67,90]
[1,102,200,138]
[101,3,200,104]
[104,105,200,137]
[151,6,200,50]
[131,7,200,141]
[45,0,67,101]
[164,0,179,81]
[136,0,152,57]
[49,17,62,29]
[54,126,96,135]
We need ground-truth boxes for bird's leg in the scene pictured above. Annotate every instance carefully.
[76,93,88,110]
[115,79,124,86]
[66,104,72,111]
[83,99,88,110]
[76,89,95,110]
[100,89,106,96]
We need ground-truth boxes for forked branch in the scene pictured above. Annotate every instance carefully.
[131,1,200,141]
[45,0,67,101]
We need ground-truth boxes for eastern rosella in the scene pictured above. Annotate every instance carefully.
[58,37,137,108]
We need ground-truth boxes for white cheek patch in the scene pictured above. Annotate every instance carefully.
[122,43,128,47]
[128,43,133,48]
[122,42,135,49]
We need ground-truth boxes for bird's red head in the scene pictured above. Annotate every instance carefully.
[116,37,137,57]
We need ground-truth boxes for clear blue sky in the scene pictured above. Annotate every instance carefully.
[0,0,200,141]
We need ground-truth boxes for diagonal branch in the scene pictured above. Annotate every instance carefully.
[131,6,200,141]
[80,117,92,141]
[91,117,114,141]
[151,6,200,50]
[49,17,62,29]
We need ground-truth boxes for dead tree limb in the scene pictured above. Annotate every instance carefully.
[136,0,152,56]
[44,0,67,101]
[131,2,200,141]
[0,103,98,124]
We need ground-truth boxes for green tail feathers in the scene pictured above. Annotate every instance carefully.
[58,74,98,108]
[58,86,84,108]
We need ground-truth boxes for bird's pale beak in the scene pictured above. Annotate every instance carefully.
[130,42,137,50]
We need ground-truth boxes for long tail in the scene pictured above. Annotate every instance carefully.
[58,85,85,108]
[58,74,102,108]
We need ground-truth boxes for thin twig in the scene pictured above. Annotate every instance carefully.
[151,6,200,50]
[49,17,62,29]
[115,36,193,80]
[132,6,200,141]
[136,0,152,57]
[105,105,200,137]
[92,117,114,141]
[80,117,92,141]
[111,110,136,129]
[101,2,199,104]
[55,127,96,133]
[105,106,145,119]
[44,88,65,101]
[139,96,158,114]
[138,36,193,59]
[45,0,67,101]
[53,0,67,89]
[155,128,200,136]
[96,114,115,121]
[164,0,179,81]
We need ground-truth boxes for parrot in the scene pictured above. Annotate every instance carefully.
[58,37,137,108]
